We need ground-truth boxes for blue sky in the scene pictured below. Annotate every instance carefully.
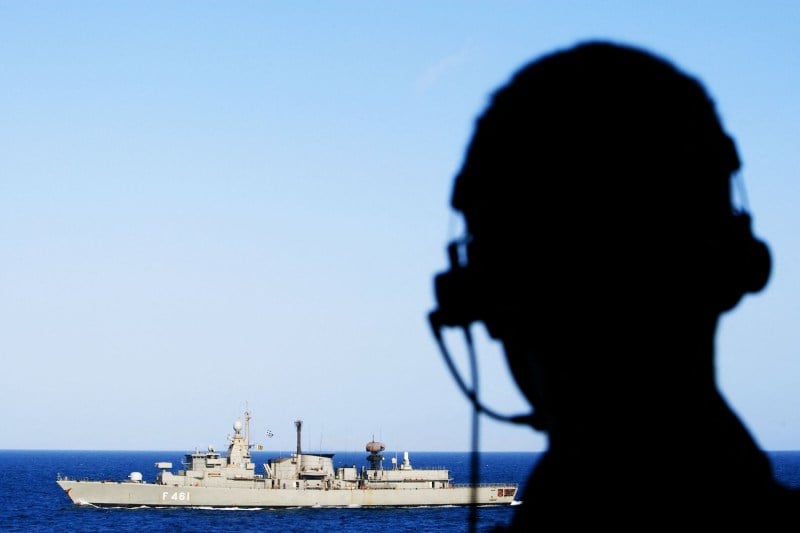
[1,1,798,452]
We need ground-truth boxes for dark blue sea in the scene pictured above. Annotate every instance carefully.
[3,450,800,532]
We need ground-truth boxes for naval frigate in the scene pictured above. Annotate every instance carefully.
[56,410,519,508]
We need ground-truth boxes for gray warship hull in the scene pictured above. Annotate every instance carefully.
[56,479,515,508]
[56,411,518,508]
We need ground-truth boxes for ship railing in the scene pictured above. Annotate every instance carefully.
[56,474,96,482]
[384,465,448,471]
[450,482,518,488]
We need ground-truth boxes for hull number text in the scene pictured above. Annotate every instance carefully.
[161,491,191,502]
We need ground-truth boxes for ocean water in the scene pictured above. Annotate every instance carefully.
[3,449,799,532]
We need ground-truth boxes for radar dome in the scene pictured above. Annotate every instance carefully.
[234,419,242,432]
[366,441,385,453]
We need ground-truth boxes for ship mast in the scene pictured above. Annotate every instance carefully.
[245,409,251,448]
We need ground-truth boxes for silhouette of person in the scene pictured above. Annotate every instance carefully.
[429,41,800,530]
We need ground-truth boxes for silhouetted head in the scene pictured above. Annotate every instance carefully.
[448,41,771,343]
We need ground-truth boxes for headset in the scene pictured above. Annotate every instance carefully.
[428,236,538,427]
[428,187,772,530]
[427,139,772,432]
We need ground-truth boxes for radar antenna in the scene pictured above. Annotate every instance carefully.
[365,437,385,470]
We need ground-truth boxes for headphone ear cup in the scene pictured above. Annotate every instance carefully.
[737,235,771,294]
[431,238,509,335]
[715,214,772,311]
[431,239,487,328]
[432,265,481,328]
